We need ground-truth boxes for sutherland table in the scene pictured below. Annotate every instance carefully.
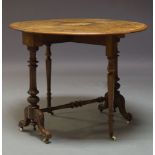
[9,19,147,143]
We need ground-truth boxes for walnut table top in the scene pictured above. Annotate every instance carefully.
[9,18,147,36]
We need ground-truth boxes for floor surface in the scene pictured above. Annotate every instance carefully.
[3,61,152,155]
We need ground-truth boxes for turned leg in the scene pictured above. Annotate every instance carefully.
[98,37,132,122]
[18,46,52,143]
[45,43,53,115]
[113,43,132,122]
[45,43,52,108]
[106,36,116,140]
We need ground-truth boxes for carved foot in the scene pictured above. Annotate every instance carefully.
[98,93,132,121]
[19,106,52,143]
[115,94,132,122]
[19,106,31,131]
[34,109,52,143]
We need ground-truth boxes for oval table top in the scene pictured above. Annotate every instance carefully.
[9,18,147,36]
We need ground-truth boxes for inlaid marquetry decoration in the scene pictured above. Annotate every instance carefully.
[10,18,147,35]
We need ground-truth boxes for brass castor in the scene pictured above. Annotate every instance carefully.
[19,127,23,132]
[111,135,117,141]
[42,138,50,144]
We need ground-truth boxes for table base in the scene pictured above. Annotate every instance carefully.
[19,93,132,143]
[18,33,133,143]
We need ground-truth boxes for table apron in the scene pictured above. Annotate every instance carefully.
[22,32,125,47]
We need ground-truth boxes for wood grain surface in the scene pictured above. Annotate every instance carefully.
[9,18,147,35]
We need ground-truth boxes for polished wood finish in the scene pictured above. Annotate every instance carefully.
[22,32,109,46]
[106,36,116,138]
[45,43,52,108]
[10,19,147,143]
[98,38,132,122]
[18,46,52,143]
[41,97,105,112]
[9,18,147,35]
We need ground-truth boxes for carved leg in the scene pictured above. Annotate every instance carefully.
[45,43,53,115]
[114,43,132,121]
[106,36,116,140]
[98,37,132,122]
[19,46,52,143]
[45,44,54,115]
[45,44,52,107]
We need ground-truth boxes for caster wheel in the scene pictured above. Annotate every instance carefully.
[19,127,23,132]
[112,136,117,141]
[42,138,50,144]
